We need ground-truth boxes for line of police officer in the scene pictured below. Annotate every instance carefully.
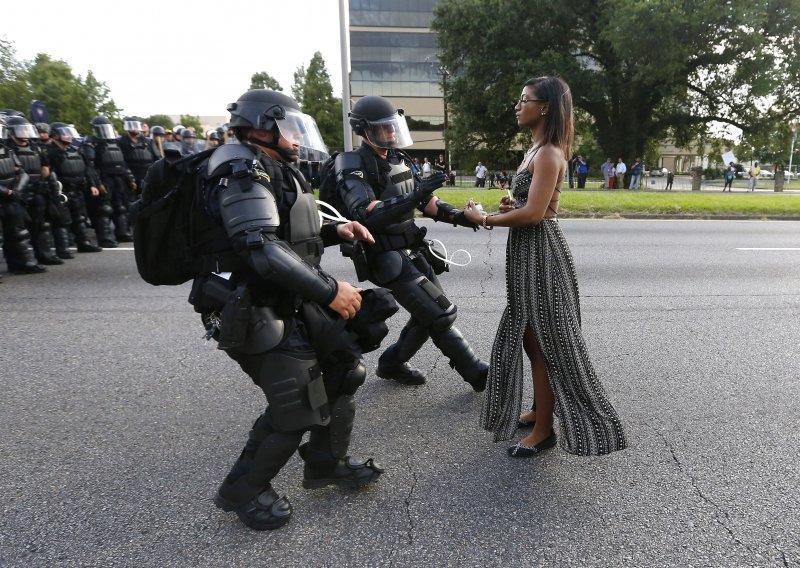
[0,111,179,278]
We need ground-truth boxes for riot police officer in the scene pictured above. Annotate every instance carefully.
[173,89,390,530]
[150,126,166,158]
[81,115,136,246]
[0,117,45,274]
[5,115,64,265]
[118,117,159,191]
[47,123,102,253]
[333,96,488,390]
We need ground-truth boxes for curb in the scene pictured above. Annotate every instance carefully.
[560,214,800,221]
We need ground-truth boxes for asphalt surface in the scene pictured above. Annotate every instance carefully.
[1,219,799,567]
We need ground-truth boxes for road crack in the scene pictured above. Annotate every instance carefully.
[645,423,756,557]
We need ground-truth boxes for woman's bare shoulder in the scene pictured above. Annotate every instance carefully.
[530,144,565,171]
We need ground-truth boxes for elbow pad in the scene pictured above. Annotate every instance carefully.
[362,191,429,231]
[247,236,338,306]
[221,174,336,305]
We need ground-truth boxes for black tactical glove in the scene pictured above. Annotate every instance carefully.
[417,172,448,196]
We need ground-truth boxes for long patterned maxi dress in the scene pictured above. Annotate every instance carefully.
[480,170,627,455]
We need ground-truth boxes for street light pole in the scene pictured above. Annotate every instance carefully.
[789,120,798,179]
[440,65,450,171]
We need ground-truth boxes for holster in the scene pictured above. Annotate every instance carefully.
[189,274,236,312]
[217,283,252,350]
[340,240,371,282]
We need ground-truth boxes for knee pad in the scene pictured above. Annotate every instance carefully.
[341,361,366,395]
[430,310,457,332]
[391,275,455,328]
[39,221,51,232]
[100,204,113,217]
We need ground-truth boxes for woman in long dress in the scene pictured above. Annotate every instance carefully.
[463,76,626,458]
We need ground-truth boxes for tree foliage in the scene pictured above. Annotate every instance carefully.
[249,71,282,92]
[179,114,203,134]
[0,41,120,134]
[432,0,800,163]
[145,114,175,129]
[292,52,343,152]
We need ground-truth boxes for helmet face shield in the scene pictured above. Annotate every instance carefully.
[123,120,142,132]
[94,124,116,139]
[363,112,412,149]
[55,126,80,139]
[278,110,328,155]
[11,124,39,140]
[0,123,6,140]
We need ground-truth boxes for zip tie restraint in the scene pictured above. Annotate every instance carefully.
[316,199,351,223]
[426,238,472,268]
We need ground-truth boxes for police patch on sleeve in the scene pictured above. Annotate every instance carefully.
[349,170,365,179]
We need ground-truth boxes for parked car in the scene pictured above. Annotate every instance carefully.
[784,170,795,180]
[758,169,775,179]
[646,167,667,177]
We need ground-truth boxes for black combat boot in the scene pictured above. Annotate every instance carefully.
[53,227,75,259]
[376,321,430,385]
[214,413,302,531]
[298,442,384,490]
[214,485,292,531]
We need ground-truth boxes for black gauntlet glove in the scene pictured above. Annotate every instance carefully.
[417,172,448,197]
[433,198,480,230]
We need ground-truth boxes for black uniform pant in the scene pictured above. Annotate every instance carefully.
[371,248,485,383]
[1,198,36,270]
[216,305,364,506]
[100,174,132,239]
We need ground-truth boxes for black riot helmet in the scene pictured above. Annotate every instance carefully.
[226,89,328,161]
[123,116,143,133]
[49,121,80,141]
[5,115,39,141]
[150,125,166,137]
[349,96,413,149]
[90,115,116,140]
[0,109,24,118]
[35,122,50,134]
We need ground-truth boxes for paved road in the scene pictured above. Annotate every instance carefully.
[1,220,799,567]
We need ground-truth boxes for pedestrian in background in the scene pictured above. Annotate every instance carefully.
[601,158,615,189]
[629,157,643,190]
[475,161,488,187]
[615,158,627,190]
[748,162,760,192]
[723,162,735,192]
[575,155,588,188]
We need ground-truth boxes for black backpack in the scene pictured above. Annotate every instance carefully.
[129,148,216,286]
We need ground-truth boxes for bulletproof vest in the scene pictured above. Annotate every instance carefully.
[122,138,154,167]
[0,145,17,185]
[256,156,323,267]
[97,140,127,174]
[284,167,323,266]
[57,146,87,183]
[12,144,43,184]
[379,158,417,223]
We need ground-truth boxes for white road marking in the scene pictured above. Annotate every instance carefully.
[736,248,800,251]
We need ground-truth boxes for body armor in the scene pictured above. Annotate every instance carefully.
[96,140,127,174]
[12,144,43,187]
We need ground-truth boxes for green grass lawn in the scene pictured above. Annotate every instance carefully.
[430,189,800,216]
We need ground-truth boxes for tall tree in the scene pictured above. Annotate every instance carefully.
[292,52,343,152]
[145,114,175,129]
[432,0,800,162]
[179,114,203,134]
[249,71,282,91]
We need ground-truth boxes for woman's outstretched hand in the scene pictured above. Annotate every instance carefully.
[463,199,485,225]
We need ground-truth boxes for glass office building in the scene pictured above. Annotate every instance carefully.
[349,0,445,154]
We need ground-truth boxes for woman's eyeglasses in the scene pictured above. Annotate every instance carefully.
[514,98,546,106]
